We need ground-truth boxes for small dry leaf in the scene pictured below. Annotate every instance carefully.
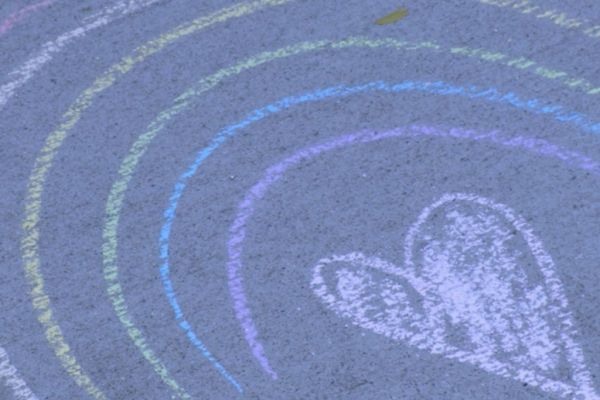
[375,8,408,25]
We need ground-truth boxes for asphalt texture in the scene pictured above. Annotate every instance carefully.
[2,0,600,399]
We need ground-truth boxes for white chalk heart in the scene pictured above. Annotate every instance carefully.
[311,193,598,399]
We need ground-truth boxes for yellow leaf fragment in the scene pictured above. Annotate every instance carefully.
[375,8,408,25]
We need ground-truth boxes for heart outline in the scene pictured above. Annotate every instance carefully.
[311,193,598,399]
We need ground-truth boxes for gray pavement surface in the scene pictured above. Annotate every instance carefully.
[2,0,600,398]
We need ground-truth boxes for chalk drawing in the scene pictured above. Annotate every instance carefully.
[0,0,160,109]
[90,34,599,395]
[0,1,56,37]
[36,44,599,395]
[17,9,599,398]
[224,125,600,397]
[474,0,600,39]
[0,345,39,400]
[21,31,595,395]
[17,0,295,397]
[312,193,599,399]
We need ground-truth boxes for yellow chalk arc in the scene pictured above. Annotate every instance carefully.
[475,0,600,39]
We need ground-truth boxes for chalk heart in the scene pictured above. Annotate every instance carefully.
[311,193,599,399]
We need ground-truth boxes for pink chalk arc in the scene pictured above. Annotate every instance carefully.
[0,1,56,37]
